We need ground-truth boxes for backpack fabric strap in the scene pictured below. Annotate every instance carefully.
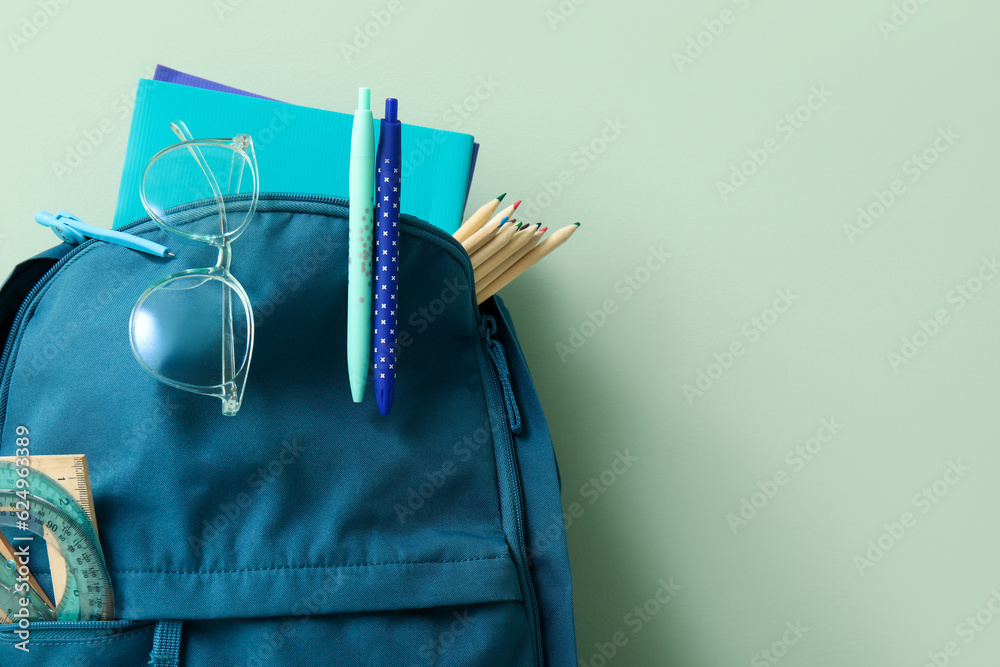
[148,619,184,667]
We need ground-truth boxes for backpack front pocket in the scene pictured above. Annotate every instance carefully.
[0,619,155,666]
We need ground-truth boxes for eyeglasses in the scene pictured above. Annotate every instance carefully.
[129,121,258,416]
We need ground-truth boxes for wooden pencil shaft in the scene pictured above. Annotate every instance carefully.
[453,197,501,243]
[462,222,504,257]
[462,202,520,255]
[477,224,578,303]
[475,225,537,278]
[470,224,519,269]
[476,229,544,292]
[487,202,517,228]
[463,218,506,255]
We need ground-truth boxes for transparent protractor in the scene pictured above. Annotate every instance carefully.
[0,555,55,621]
[0,460,101,613]
[0,491,113,620]
[0,461,93,537]
[0,504,79,620]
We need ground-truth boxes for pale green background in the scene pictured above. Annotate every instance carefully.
[2,0,998,664]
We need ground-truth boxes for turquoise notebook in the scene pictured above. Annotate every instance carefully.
[113,79,475,233]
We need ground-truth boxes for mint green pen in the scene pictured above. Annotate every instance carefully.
[348,87,375,402]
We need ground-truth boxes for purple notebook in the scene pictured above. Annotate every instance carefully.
[153,65,479,216]
[153,65,275,100]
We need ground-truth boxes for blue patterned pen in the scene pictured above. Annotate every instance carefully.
[374,98,401,415]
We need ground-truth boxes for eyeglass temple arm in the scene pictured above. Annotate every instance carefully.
[169,121,229,237]
[170,120,240,414]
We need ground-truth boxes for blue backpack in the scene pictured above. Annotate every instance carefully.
[0,195,577,666]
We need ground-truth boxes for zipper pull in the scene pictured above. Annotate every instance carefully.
[482,314,522,435]
[35,211,173,258]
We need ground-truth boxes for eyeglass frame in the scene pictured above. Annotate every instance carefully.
[129,121,259,416]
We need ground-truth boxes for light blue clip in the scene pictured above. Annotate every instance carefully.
[35,211,173,258]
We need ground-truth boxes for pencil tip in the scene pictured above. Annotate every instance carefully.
[500,216,509,224]
[497,193,506,203]
[512,199,522,211]
[574,222,581,226]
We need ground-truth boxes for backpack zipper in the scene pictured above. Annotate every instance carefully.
[0,197,545,664]
[480,314,542,666]
[0,245,88,432]
[0,193,482,431]
[482,315,522,435]
[0,618,150,640]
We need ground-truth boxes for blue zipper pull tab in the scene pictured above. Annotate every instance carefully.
[35,211,174,258]
[482,314,522,435]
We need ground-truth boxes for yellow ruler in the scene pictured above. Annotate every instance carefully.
[0,454,98,620]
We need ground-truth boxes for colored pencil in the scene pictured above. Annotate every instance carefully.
[476,223,579,303]
[470,222,521,269]
[475,222,540,278]
[463,215,508,254]
[475,225,545,292]
[454,193,504,243]
[487,200,520,228]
